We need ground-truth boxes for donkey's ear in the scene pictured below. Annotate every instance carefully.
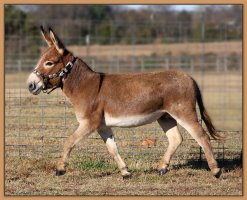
[49,27,65,55]
[40,26,53,47]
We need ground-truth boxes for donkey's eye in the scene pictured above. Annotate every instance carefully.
[45,61,54,66]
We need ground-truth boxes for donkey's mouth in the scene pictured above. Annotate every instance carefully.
[28,82,42,95]
[32,87,42,95]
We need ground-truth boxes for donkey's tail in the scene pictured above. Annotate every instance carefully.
[193,79,223,141]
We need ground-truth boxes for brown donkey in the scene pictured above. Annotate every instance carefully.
[27,27,222,179]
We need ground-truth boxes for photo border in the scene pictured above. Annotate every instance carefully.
[0,0,245,199]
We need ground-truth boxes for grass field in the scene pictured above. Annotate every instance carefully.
[5,71,242,196]
[67,41,242,59]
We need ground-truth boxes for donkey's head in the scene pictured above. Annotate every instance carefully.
[27,26,75,95]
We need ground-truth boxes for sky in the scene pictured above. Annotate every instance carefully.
[125,5,199,11]
[125,5,232,11]
[16,5,199,12]
[173,5,199,11]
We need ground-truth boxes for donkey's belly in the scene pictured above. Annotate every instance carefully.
[105,111,164,127]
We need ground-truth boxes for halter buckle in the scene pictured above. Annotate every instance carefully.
[66,61,73,69]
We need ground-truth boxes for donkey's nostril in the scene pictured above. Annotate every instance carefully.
[28,82,35,91]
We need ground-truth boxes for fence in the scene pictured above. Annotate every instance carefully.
[5,88,242,162]
[5,54,242,73]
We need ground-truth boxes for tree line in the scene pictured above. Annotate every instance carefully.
[5,5,242,58]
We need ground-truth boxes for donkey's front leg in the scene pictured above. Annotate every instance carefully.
[98,127,131,179]
[56,120,92,176]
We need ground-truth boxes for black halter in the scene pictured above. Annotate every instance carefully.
[33,57,77,94]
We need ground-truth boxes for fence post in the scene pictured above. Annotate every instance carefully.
[85,34,90,58]
[141,58,144,72]
[216,57,220,72]
[190,58,194,73]
[18,60,22,72]
[165,58,169,70]
[224,55,228,72]
[91,59,95,71]
[117,58,120,72]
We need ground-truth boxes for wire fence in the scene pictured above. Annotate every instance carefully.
[5,53,242,73]
[5,88,242,162]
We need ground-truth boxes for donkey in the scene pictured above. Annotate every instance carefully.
[27,27,222,179]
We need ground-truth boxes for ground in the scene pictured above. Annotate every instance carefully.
[5,155,242,196]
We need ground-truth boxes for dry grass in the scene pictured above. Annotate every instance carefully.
[5,155,242,196]
[67,41,242,59]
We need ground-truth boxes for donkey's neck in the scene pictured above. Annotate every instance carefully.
[62,58,97,98]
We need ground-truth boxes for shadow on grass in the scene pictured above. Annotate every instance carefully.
[172,157,242,172]
[67,154,242,177]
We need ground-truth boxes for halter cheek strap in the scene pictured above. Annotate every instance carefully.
[33,57,77,94]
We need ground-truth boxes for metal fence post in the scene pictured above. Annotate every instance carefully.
[91,59,95,71]
[224,55,228,72]
[117,58,120,72]
[18,60,22,73]
[165,58,169,70]
[216,57,220,72]
[190,58,194,73]
[141,58,144,71]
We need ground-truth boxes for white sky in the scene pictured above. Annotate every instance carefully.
[173,5,199,11]
[125,5,231,11]
[125,5,198,11]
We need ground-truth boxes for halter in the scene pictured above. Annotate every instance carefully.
[33,57,77,94]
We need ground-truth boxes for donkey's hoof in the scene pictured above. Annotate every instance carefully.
[213,168,222,179]
[56,169,66,176]
[159,168,168,176]
[122,173,132,180]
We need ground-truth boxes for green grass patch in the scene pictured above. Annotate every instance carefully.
[70,156,117,173]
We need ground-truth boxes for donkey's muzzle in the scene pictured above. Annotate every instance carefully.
[28,82,42,95]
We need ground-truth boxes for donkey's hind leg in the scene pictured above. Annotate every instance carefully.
[157,115,183,175]
[98,127,131,179]
[174,113,221,178]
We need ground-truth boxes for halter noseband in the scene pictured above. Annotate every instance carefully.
[33,57,77,94]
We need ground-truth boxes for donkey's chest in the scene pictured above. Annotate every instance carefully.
[104,111,164,127]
